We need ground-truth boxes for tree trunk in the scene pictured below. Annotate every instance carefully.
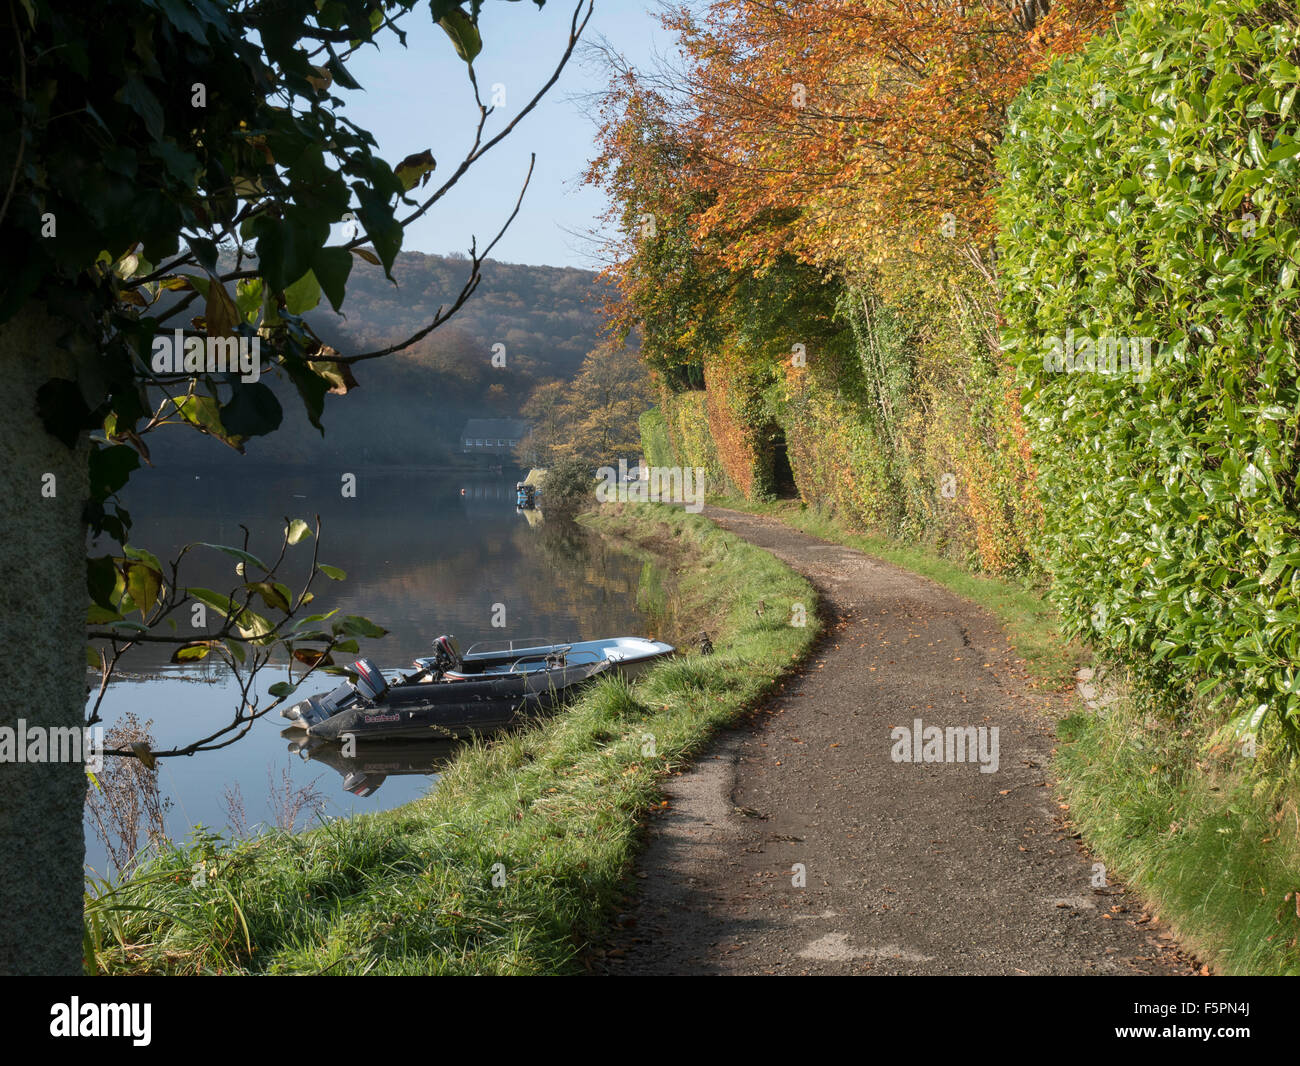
[0,301,90,975]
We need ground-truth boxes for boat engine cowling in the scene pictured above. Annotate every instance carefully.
[433,635,461,671]
[353,658,389,702]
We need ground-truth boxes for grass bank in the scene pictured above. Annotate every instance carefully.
[1057,694,1300,975]
[709,494,1300,975]
[86,503,819,975]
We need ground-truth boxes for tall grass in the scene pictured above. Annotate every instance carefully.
[1057,692,1300,976]
[86,503,820,975]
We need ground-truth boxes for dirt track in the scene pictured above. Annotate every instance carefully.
[598,507,1199,976]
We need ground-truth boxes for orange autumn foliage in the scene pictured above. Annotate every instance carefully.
[659,0,1123,270]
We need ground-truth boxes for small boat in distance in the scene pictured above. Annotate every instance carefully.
[516,481,540,509]
[281,634,674,743]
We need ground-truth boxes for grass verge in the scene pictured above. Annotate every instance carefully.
[1057,695,1300,975]
[85,503,819,975]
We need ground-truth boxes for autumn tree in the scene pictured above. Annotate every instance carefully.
[519,378,570,465]
[652,0,1124,274]
[520,343,651,465]
[583,75,727,389]
[583,0,1103,571]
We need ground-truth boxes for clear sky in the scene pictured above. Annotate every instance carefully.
[339,1,673,270]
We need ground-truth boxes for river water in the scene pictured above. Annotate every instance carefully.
[84,468,665,874]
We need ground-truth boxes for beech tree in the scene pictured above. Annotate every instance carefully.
[0,0,591,975]
[651,0,1123,271]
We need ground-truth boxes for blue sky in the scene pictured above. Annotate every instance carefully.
[339,1,672,269]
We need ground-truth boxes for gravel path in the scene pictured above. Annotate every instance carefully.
[598,507,1199,976]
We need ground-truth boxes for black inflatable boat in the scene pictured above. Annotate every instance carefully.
[282,653,612,742]
[281,633,673,743]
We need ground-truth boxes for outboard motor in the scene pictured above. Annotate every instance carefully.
[353,658,389,703]
[432,635,462,671]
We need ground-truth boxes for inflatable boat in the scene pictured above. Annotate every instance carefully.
[281,634,674,742]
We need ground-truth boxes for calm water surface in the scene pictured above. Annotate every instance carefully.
[85,468,665,873]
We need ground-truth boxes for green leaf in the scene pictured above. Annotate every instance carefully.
[205,281,240,338]
[248,580,291,613]
[186,587,241,619]
[283,269,322,316]
[311,246,352,312]
[185,588,273,639]
[285,519,312,545]
[89,445,140,500]
[220,382,283,438]
[87,556,119,611]
[194,544,268,571]
[188,237,219,274]
[1266,139,1300,163]
[235,278,264,323]
[175,393,236,445]
[282,355,329,434]
[335,614,387,639]
[312,355,359,396]
[124,560,163,618]
[394,148,437,191]
[251,213,329,294]
[438,9,482,63]
[123,545,164,573]
[172,641,213,664]
[119,76,164,140]
[317,564,346,581]
[1249,128,1266,167]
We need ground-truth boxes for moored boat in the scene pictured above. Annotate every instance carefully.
[431,635,674,681]
[280,634,674,743]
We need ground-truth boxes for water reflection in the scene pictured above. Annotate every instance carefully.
[85,469,667,871]
[284,731,464,798]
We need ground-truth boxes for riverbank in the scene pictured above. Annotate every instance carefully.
[85,504,819,974]
[697,496,1300,975]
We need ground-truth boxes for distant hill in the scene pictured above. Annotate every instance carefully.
[315,252,609,379]
[152,252,614,470]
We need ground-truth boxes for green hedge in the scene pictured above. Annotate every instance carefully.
[997,0,1300,744]
[639,407,676,469]
[657,389,730,493]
